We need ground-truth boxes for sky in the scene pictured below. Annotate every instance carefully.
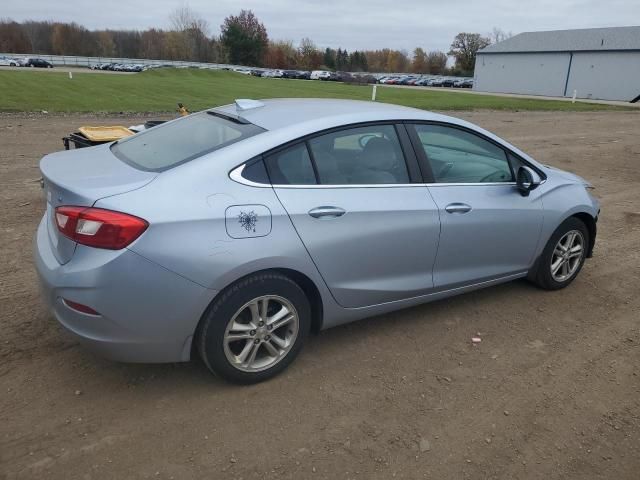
[4,0,640,53]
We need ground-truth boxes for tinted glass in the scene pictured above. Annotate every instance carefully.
[111,112,264,172]
[241,159,270,184]
[414,124,513,183]
[308,125,409,185]
[266,143,317,185]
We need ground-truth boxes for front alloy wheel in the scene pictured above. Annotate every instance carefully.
[530,216,590,290]
[550,230,584,282]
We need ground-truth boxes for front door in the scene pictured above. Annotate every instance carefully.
[408,123,544,288]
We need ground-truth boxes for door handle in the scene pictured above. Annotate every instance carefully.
[445,203,472,214]
[308,206,346,218]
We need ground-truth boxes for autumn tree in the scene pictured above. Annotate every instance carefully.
[139,28,167,59]
[411,47,428,73]
[298,37,321,70]
[221,10,268,66]
[170,6,211,62]
[0,19,31,53]
[265,40,298,69]
[426,50,447,74]
[95,31,116,57]
[22,20,53,53]
[490,27,512,44]
[51,22,95,56]
[448,32,490,74]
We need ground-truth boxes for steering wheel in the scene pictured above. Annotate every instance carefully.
[478,169,508,183]
[438,162,454,178]
[358,134,378,149]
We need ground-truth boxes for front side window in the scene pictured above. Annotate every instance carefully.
[412,124,513,183]
[111,112,265,172]
[308,124,410,185]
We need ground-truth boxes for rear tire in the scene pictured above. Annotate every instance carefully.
[197,272,310,384]
[530,217,589,290]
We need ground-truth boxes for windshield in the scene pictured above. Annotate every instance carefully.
[111,111,265,172]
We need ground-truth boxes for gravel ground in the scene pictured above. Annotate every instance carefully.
[0,111,639,480]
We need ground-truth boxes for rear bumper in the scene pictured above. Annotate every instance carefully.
[33,216,215,363]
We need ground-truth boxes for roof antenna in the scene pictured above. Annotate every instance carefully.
[235,99,265,111]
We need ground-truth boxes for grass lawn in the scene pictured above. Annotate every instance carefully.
[0,68,630,113]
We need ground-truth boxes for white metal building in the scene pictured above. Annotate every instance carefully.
[473,26,640,102]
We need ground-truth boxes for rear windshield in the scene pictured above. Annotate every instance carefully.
[111,112,265,172]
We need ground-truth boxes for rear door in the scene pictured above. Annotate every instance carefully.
[407,122,544,288]
[268,123,441,308]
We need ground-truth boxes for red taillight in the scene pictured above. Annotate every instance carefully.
[55,206,148,250]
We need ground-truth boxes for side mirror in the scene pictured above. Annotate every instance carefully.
[517,166,541,196]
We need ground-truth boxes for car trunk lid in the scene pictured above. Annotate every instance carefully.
[40,143,157,264]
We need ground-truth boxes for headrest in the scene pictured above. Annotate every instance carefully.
[362,137,397,170]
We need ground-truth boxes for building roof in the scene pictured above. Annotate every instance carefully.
[479,26,640,54]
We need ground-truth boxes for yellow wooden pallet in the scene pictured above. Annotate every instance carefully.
[78,126,133,142]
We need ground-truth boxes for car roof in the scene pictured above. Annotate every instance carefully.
[169,98,544,176]
[212,98,447,132]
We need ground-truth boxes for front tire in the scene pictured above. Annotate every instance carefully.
[197,272,311,384]
[530,217,589,290]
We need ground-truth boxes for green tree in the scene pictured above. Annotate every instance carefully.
[448,32,490,74]
[323,47,336,70]
[335,48,349,70]
[220,10,268,66]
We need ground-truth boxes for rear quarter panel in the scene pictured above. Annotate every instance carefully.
[94,158,334,314]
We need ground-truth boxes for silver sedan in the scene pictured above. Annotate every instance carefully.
[34,99,599,383]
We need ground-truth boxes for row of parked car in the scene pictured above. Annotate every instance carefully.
[0,55,473,88]
[378,75,473,88]
[0,56,53,68]
[234,68,381,84]
[236,67,472,87]
[90,63,149,72]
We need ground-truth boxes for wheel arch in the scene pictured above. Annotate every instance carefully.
[194,267,324,347]
[271,268,324,333]
[527,210,597,282]
[571,212,597,258]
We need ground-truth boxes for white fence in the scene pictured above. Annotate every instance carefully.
[0,53,241,70]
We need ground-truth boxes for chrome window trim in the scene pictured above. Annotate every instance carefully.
[271,182,519,189]
[231,162,544,189]
[425,182,518,187]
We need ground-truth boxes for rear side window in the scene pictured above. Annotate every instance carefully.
[111,112,265,172]
[413,124,513,183]
[308,124,409,185]
[265,143,317,185]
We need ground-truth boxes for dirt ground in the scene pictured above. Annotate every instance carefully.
[1,111,639,480]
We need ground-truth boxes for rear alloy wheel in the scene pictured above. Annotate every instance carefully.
[530,217,589,290]
[198,272,310,384]
[223,295,299,373]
